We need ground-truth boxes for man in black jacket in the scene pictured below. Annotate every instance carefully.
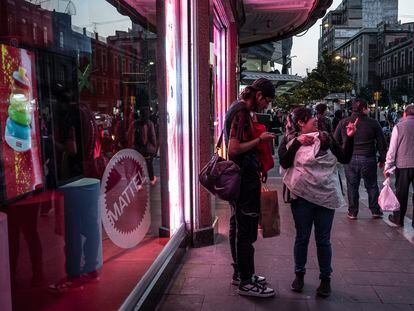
[334,99,387,219]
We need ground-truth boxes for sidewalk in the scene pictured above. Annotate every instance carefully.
[157,177,414,311]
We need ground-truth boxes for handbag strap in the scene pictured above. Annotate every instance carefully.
[215,129,224,151]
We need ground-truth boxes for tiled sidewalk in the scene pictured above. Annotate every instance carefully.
[157,178,414,311]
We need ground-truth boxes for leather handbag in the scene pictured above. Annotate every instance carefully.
[199,130,241,201]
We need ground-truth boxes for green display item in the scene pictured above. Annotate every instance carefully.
[9,93,30,112]
[8,105,31,126]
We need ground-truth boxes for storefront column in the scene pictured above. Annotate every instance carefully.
[192,0,216,247]
[156,0,170,238]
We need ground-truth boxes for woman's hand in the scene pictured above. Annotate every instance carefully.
[259,132,276,142]
[261,172,268,183]
[346,118,358,137]
[297,135,314,146]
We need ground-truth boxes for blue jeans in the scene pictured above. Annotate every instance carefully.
[291,197,335,280]
[344,155,381,215]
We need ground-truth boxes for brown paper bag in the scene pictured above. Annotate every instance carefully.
[260,186,280,238]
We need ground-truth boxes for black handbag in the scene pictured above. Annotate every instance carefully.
[199,130,241,201]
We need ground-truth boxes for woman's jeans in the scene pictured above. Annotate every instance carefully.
[291,197,335,280]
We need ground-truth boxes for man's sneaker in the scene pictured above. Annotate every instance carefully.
[232,274,266,286]
[48,277,84,293]
[347,212,357,220]
[238,280,275,298]
[388,214,403,227]
[371,210,383,219]
[316,278,331,297]
[291,272,305,293]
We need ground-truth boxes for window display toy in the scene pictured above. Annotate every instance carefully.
[5,66,33,152]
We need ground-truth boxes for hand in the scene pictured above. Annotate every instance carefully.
[261,172,268,183]
[346,118,358,137]
[383,170,390,179]
[378,162,385,169]
[259,132,276,142]
[297,135,314,146]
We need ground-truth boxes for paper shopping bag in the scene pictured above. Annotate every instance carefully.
[260,187,280,238]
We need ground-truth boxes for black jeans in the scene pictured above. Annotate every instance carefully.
[291,197,335,280]
[229,156,261,282]
[344,155,381,215]
[394,167,414,226]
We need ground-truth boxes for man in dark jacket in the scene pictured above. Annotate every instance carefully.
[315,103,333,134]
[334,99,387,219]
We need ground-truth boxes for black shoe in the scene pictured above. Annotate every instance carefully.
[291,272,304,293]
[371,210,383,219]
[316,278,331,297]
[388,214,403,227]
[238,279,275,298]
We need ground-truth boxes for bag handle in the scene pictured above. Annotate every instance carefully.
[215,129,224,151]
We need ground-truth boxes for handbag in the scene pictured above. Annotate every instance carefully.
[260,186,280,238]
[199,130,241,201]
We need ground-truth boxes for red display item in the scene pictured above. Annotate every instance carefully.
[252,122,274,174]
[0,44,44,202]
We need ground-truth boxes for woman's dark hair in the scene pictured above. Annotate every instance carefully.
[290,107,312,132]
[239,86,258,100]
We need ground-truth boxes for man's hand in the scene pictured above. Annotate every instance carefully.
[259,132,276,142]
[297,135,314,146]
[378,162,385,169]
[261,172,268,183]
[383,170,390,179]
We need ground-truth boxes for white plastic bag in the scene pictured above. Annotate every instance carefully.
[378,178,400,212]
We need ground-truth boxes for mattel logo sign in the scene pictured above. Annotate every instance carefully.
[100,149,151,248]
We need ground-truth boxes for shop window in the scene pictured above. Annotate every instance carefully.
[0,0,184,310]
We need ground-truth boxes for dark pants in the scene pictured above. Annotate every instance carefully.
[291,197,335,280]
[145,156,155,181]
[394,167,414,226]
[344,155,381,215]
[229,157,261,282]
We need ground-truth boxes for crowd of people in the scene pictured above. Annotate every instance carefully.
[224,78,414,299]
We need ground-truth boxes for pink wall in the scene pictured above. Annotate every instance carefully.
[0,213,12,311]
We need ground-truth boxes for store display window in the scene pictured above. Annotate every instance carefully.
[0,0,184,309]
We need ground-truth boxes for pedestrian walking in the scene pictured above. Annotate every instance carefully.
[278,107,356,297]
[334,99,387,219]
[224,78,276,298]
[332,110,343,133]
[315,103,333,134]
[384,104,414,228]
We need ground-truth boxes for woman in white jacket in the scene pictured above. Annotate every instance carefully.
[278,107,357,297]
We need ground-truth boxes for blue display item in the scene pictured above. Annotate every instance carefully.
[5,118,31,152]
[59,178,102,277]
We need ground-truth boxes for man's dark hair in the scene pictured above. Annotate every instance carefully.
[405,104,414,116]
[315,103,327,114]
[351,98,368,113]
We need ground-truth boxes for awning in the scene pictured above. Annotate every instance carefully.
[241,71,303,96]
[238,0,333,47]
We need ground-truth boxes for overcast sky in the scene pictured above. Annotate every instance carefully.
[291,0,414,77]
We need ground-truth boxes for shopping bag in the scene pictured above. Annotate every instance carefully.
[260,186,280,238]
[378,178,400,212]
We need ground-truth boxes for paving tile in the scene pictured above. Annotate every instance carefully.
[180,277,233,296]
[374,286,414,304]
[255,297,309,311]
[307,301,363,311]
[180,263,212,278]
[201,294,255,311]
[359,302,414,311]
[157,294,204,311]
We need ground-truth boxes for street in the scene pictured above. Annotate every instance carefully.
[157,160,414,311]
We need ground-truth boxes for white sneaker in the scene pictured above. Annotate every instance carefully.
[238,279,275,298]
[232,274,266,286]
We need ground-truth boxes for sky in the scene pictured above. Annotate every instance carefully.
[291,0,414,77]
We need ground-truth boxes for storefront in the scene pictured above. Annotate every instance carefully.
[0,0,190,309]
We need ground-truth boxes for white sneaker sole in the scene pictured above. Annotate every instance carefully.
[237,289,275,298]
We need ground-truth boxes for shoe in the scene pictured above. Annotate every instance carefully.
[81,271,100,283]
[347,212,357,220]
[388,214,403,227]
[232,274,266,286]
[150,176,157,186]
[238,279,275,298]
[371,210,383,219]
[48,277,84,293]
[316,278,331,297]
[291,272,304,293]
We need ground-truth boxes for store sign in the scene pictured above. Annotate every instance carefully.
[100,149,151,249]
